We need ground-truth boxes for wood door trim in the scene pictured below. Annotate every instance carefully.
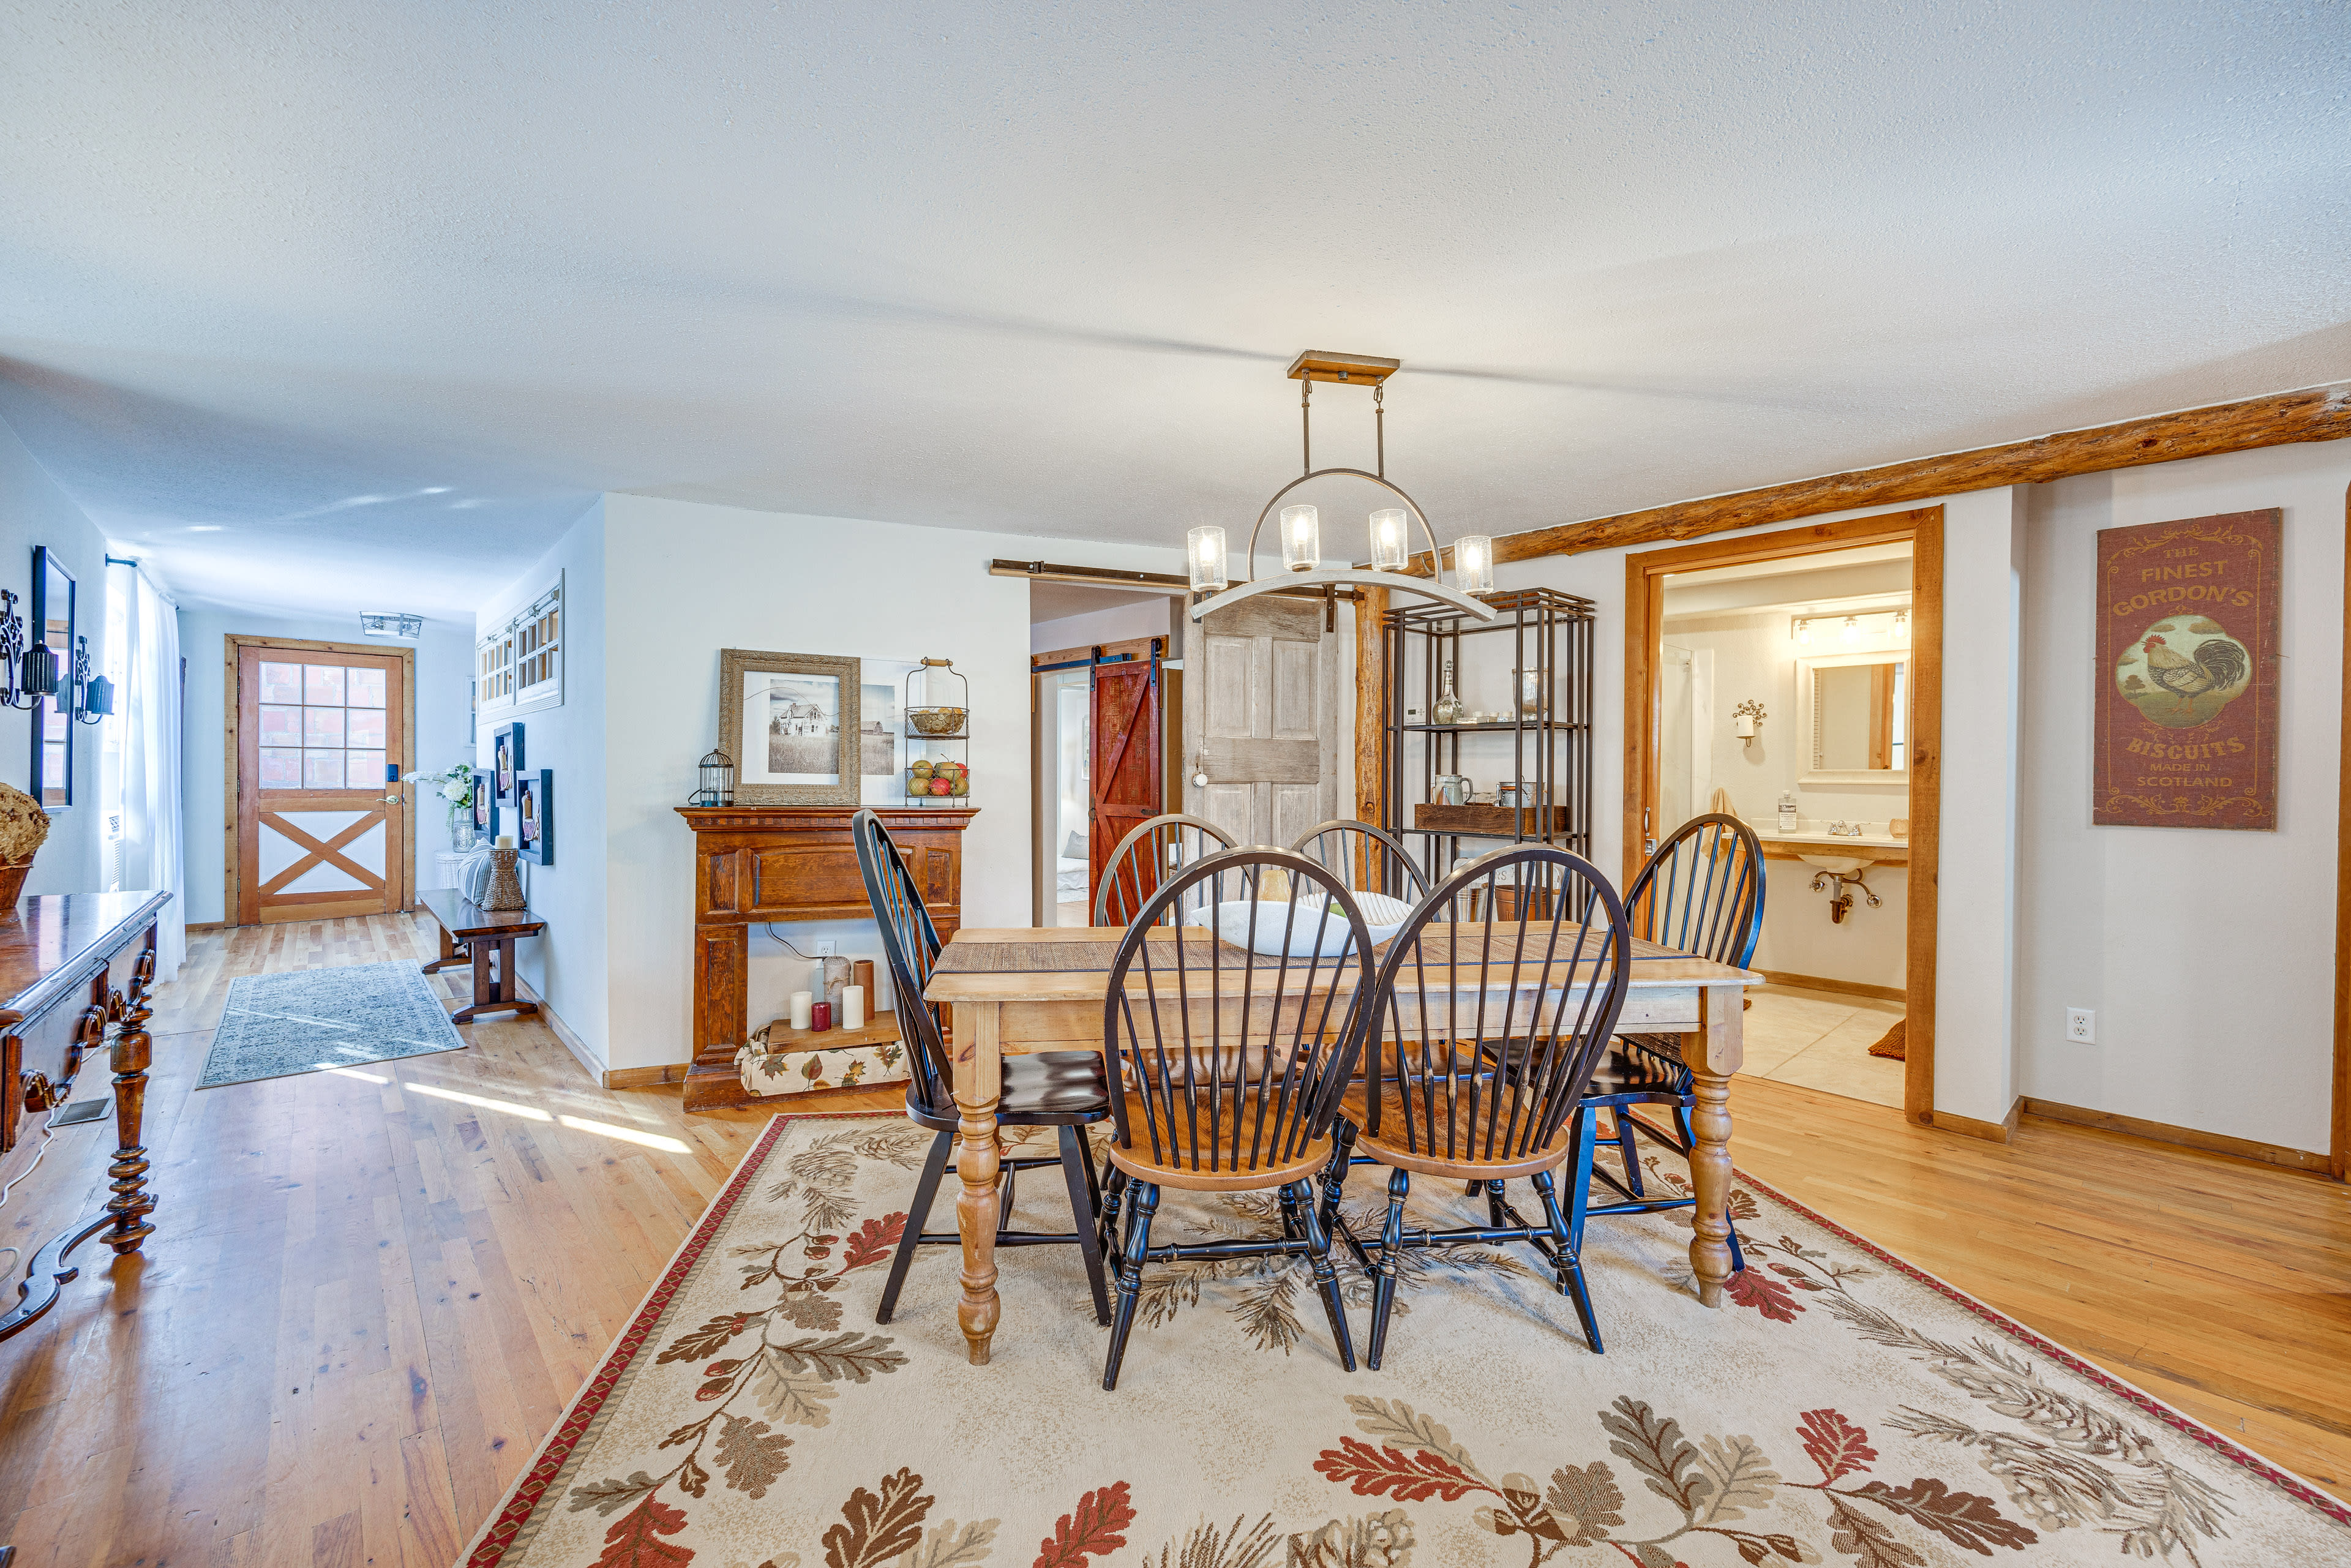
[225,635,417,926]
[1624,506,1943,1126]
[1490,380,2351,566]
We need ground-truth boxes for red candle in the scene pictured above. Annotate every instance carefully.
[809,1002,833,1032]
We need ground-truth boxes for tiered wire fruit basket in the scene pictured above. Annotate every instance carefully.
[902,657,971,803]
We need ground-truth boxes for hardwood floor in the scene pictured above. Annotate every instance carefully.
[0,916,2343,1567]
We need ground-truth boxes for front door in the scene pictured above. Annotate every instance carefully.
[1184,596,1337,846]
[233,642,410,924]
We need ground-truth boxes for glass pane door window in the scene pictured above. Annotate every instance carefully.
[257,660,389,790]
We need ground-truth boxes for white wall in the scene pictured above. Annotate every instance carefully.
[0,416,117,898]
[177,603,474,925]
[471,500,607,1057]
[2015,444,2345,1154]
[1030,599,1174,654]
[560,495,1181,1073]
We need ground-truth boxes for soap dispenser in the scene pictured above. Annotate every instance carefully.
[1777,792,1798,832]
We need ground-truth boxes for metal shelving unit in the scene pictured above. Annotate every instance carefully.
[1384,586,1597,887]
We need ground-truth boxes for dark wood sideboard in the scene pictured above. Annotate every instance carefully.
[678,806,976,1111]
[0,890,172,1339]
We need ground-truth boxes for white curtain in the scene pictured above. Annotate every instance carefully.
[105,563,185,980]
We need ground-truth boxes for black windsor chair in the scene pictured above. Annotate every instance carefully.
[1095,847,1376,1390]
[1291,819,1432,903]
[1320,844,1633,1367]
[1567,812,1764,1274]
[851,809,1115,1326]
[1092,812,1235,928]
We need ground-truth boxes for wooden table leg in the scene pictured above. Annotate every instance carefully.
[950,1002,1003,1365]
[1682,982,1744,1307]
[104,942,159,1256]
[422,919,468,974]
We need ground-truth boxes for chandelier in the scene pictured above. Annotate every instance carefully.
[1185,350,1498,623]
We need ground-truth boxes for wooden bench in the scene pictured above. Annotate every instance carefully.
[418,888,544,1023]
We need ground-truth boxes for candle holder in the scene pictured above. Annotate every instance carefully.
[481,846,527,910]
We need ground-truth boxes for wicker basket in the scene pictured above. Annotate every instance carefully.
[907,706,966,736]
[0,857,32,915]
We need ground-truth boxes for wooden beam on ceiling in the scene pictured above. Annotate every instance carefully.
[1489,380,2351,565]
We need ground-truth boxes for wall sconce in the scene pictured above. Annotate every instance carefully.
[72,636,112,724]
[1794,618,1812,646]
[1733,699,1767,747]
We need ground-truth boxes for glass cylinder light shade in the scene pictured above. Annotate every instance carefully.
[1187,525,1229,592]
[1454,534,1495,595]
[1280,505,1320,572]
[1369,508,1409,571]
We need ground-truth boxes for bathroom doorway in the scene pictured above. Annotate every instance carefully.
[1627,509,1943,1123]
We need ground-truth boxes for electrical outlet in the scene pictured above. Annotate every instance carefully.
[813,939,838,956]
[2064,1008,2095,1044]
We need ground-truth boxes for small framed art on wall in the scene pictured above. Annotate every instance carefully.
[516,768,553,865]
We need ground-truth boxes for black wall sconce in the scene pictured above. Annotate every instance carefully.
[72,636,112,724]
[0,590,44,711]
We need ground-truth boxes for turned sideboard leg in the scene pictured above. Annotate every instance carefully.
[104,942,159,1255]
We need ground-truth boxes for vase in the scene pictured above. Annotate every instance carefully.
[482,847,527,911]
[1432,659,1464,726]
[0,857,31,916]
[449,808,474,853]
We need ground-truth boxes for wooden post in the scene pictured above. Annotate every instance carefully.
[1682,981,1744,1305]
[1354,585,1389,855]
[951,1001,1004,1364]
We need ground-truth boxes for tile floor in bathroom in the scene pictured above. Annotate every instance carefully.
[1738,983,1907,1108]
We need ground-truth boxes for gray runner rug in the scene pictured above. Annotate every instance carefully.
[198,961,468,1088]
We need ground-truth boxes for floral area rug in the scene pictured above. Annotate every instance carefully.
[464,1112,2349,1568]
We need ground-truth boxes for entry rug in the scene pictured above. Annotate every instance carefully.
[197,960,467,1087]
[464,1113,2350,1567]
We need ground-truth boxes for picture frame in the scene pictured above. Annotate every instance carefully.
[516,768,553,865]
[718,648,861,805]
[471,768,496,839]
[493,720,525,805]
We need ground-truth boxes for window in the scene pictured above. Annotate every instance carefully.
[476,574,562,716]
[258,660,387,790]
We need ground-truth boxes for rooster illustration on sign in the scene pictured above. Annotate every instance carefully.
[2115,616,2252,729]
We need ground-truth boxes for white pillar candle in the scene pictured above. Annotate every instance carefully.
[497,834,515,849]
[788,990,813,1030]
[841,985,865,1030]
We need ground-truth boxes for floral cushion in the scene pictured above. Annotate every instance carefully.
[733,1038,910,1098]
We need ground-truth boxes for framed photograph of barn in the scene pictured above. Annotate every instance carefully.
[716,648,861,805]
[2093,508,2279,829]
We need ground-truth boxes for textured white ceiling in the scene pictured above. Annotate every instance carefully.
[2,2,2345,618]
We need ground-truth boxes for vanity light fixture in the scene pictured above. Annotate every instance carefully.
[1183,350,1498,623]
[1841,616,1860,643]
[1795,619,1812,645]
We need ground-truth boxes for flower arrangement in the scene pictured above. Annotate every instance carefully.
[405,763,479,849]
[0,781,51,865]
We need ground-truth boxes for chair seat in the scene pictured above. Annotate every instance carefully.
[1616,1031,1684,1065]
[906,1049,1110,1131]
[1581,1045,1692,1101]
[1340,1084,1576,1179]
[1103,1090,1336,1190]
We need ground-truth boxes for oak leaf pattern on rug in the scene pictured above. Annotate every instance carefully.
[463,1114,2351,1568]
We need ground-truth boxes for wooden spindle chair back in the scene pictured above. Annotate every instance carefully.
[1290,819,1431,903]
[1360,844,1632,1168]
[1092,812,1235,928]
[1103,848,1374,1178]
[1625,813,1764,970]
[852,808,953,1119]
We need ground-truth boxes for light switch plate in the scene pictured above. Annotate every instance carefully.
[2064,1007,2096,1044]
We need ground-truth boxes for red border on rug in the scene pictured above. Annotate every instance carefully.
[462,1111,2351,1561]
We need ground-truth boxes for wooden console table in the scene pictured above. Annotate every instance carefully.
[418,888,544,1023]
[0,889,172,1341]
[678,805,976,1111]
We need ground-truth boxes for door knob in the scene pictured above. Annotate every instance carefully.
[382,793,402,805]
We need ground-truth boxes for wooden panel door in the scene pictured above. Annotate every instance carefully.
[1183,597,1336,846]
[233,643,410,924]
[1087,656,1163,915]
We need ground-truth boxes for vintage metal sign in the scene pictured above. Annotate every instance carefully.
[2094,508,2280,829]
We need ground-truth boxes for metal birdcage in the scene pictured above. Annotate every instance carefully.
[695,748,735,807]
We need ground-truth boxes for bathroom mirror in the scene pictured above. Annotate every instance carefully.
[29,546,73,809]
[1798,651,1906,784]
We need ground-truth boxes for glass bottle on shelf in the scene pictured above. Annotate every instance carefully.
[1433,659,1464,725]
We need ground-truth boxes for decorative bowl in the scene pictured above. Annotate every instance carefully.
[907,707,966,736]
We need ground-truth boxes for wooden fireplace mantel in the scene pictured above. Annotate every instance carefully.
[678,805,977,1111]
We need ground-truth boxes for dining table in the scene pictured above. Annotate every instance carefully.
[923,923,1761,1367]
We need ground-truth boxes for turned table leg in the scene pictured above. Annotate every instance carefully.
[105,941,159,1256]
[1682,982,1744,1307]
[950,1002,1003,1365]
